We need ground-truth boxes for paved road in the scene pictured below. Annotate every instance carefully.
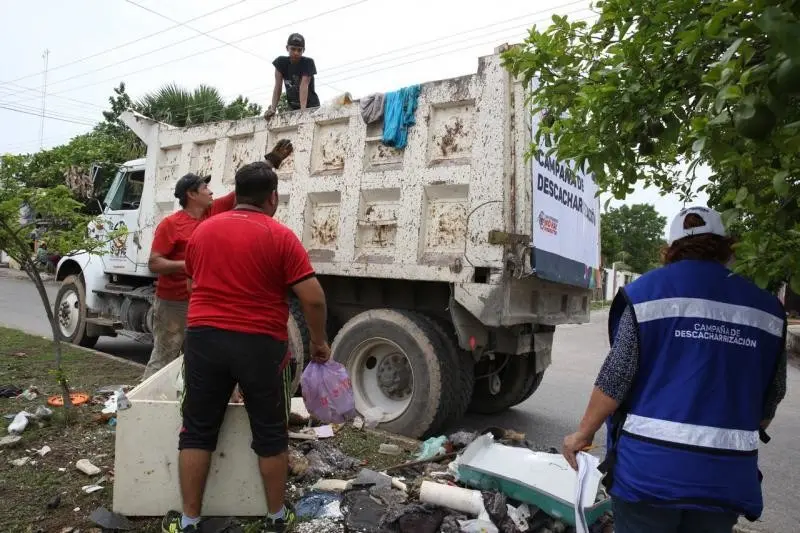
[0,276,152,365]
[0,276,797,532]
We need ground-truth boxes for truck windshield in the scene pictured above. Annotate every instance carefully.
[104,169,145,211]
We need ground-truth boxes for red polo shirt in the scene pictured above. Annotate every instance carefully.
[184,209,315,340]
[150,192,236,301]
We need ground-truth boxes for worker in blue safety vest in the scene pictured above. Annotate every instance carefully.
[562,206,788,533]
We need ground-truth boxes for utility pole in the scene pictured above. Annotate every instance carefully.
[39,48,50,150]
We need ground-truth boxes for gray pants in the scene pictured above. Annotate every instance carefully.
[142,297,188,380]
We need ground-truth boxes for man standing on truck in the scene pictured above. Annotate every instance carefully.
[142,140,294,380]
[562,206,788,533]
[264,33,320,120]
[161,161,330,533]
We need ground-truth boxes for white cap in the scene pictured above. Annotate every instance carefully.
[668,206,727,245]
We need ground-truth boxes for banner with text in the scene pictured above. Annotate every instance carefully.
[530,111,601,289]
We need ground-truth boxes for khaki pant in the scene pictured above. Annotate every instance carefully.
[142,297,189,380]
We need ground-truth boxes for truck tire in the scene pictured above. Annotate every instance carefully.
[467,353,539,415]
[426,316,475,425]
[53,275,98,349]
[331,309,458,439]
[516,369,545,405]
[287,298,309,396]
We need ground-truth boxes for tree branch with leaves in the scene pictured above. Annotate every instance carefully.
[503,0,800,293]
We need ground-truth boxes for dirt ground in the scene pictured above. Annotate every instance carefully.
[0,326,423,533]
[0,326,160,532]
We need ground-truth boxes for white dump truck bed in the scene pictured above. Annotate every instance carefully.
[119,47,600,327]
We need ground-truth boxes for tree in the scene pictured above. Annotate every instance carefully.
[135,83,263,127]
[502,0,800,293]
[601,204,667,273]
[0,157,117,412]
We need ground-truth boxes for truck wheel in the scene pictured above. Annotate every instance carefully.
[467,354,538,415]
[426,317,475,425]
[332,309,457,439]
[53,275,98,349]
[287,298,308,396]
[516,369,546,405]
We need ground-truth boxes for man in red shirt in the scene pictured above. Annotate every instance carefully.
[161,161,329,533]
[142,141,294,380]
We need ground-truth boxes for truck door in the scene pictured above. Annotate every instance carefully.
[101,168,145,274]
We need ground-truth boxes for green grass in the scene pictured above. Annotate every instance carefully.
[591,300,611,310]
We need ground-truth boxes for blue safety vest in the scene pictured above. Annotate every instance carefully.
[603,259,786,520]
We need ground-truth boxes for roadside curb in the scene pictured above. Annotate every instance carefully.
[68,342,145,369]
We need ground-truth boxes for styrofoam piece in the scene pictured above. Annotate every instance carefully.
[113,355,310,516]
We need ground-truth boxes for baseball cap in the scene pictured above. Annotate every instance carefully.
[667,206,727,245]
[173,173,210,200]
[287,33,305,48]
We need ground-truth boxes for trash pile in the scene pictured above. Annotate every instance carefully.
[281,413,614,533]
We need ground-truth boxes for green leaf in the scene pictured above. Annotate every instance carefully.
[773,171,790,196]
[754,271,770,289]
[735,187,748,204]
[719,37,744,64]
[692,138,706,152]
[791,275,800,296]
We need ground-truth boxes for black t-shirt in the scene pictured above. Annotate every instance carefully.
[272,56,320,110]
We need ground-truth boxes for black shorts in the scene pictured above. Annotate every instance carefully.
[179,326,291,457]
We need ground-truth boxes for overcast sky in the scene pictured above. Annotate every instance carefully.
[0,0,707,235]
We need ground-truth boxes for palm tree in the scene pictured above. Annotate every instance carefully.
[136,84,262,127]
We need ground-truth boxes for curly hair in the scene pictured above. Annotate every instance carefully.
[662,213,734,265]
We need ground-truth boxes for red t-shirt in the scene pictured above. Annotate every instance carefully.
[184,209,315,339]
[150,192,236,301]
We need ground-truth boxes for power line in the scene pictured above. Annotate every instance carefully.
[5,0,369,105]
[2,6,595,141]
[1,0,302,104]
[123,0,345,94]
[0,0,249,87]
[0,103,97,127]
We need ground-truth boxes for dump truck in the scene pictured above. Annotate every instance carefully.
[54,45,601,439]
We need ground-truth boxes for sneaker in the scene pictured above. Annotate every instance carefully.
[162,510,200,533]
[263,505,297,533]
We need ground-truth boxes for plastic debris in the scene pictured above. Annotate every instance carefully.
[381,504,446,533]
[416,435,447,460]
[76,459,101,476]
[37,445,52,457]
[352,416,365,430]
[378,443,403,456]
[8,411,30,434]
[314,425,335,439]
[101,390,131,414]
[10,456,30,466]
[449,431,479,449]
[89,507,135,530]
[82,484,104,494]
[19,387,39,400]
[0,435,21,447]
[459,518,500,533]
[507,503,532,532]
[363,407,383,429]
[0,385,22,398]
[297,441,361,481]
[34,405,53,420]
[370,485,408,506]
[295,491,343,520]
[311,479,350,492]
[353,468,392,489]
[340,488,387,533]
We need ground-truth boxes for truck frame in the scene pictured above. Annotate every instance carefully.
[55,46,599,438]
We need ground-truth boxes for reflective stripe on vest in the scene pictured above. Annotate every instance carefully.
[622,414,759,452]
[632,297,784,338]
